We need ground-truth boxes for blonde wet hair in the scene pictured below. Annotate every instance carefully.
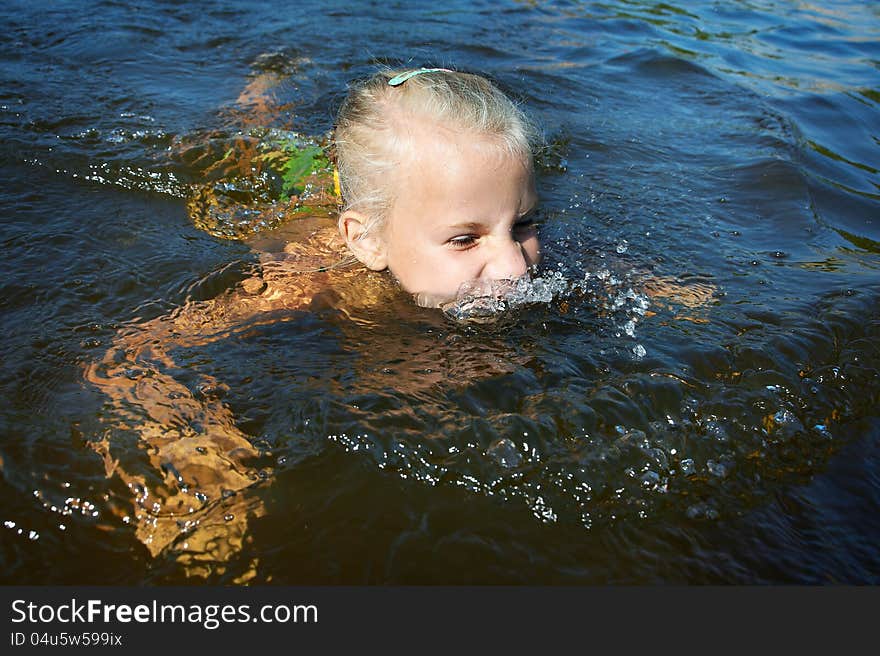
[333,67,540,229]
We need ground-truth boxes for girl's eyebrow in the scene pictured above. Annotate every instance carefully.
[444,221,484,232]
[445,209,537,232]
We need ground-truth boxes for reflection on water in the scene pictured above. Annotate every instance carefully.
[0,0,878,584]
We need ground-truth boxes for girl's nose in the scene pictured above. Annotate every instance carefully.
[481,238,528,281]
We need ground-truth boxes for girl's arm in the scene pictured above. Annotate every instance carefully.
[83,302,268,576]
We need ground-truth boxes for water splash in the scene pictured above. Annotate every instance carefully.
[429,270,572,323]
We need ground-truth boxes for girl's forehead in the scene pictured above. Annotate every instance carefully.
[385,115,535,212]
[391,135,535,216]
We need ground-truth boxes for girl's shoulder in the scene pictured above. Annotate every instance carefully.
[244,217,392,313]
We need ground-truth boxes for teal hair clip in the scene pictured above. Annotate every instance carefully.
[387,68,452,86]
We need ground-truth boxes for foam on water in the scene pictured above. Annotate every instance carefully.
[432,258,653,359]
[433,271,571,323]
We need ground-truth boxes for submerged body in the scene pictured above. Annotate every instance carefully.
[83,215,394,578]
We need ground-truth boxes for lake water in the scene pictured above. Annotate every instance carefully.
[1,0,878,584]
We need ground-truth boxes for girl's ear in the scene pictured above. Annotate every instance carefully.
[338,210,388,271]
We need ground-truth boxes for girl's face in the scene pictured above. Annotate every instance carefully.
[380,124,540,303]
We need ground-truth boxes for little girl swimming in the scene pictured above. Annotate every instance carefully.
[84,66,549,578]
[178,66,545,318]
[84,66,714,579]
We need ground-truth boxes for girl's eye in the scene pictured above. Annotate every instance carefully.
[448,235,478,249]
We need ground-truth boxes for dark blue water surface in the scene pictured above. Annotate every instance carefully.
[1,0,878,583]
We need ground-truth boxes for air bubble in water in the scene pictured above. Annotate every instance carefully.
[706,459,731,478]
[487,438,523,468]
